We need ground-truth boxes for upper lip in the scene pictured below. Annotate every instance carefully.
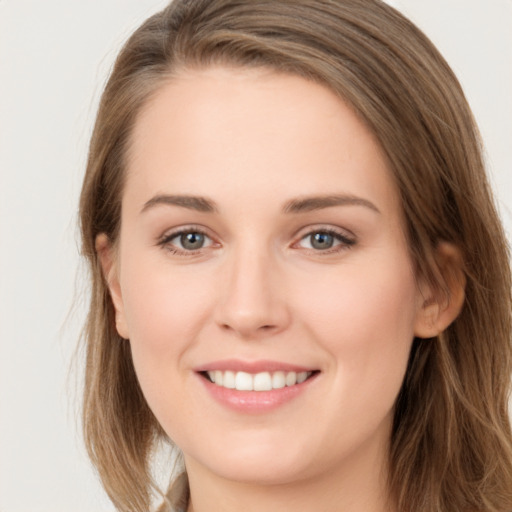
[194,359,317,373]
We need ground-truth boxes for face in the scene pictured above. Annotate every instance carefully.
[104,67,431,487]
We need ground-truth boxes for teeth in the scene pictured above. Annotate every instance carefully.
[297,371,308,384]
[206,370,313,391]
[235,371,253,391]
[271,371,286,389]
[254,372,273,391]
[223,371,236,389]
[285,371,297,386]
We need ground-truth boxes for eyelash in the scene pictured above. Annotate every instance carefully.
[295,228,356,254]
[157,226,356,256]
[157,226,214,256]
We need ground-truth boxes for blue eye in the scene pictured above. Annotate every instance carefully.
[179,232,207,250]
[298,229,355,252]
[160,229,214,253]
[310,232,336,250]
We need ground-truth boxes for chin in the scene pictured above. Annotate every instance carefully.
[203,454,311,486]
[182,430,318,485]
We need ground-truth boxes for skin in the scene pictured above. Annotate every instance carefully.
[98,67,463,512]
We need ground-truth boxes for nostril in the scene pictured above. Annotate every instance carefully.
[220,323,274,330]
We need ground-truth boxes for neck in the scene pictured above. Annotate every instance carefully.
[184,434,395,512]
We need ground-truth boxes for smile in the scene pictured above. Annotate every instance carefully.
[204,370,314,391]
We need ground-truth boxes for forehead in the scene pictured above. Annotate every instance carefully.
[124,66,400,217]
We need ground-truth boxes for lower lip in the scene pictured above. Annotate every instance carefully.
[198,373,318,413]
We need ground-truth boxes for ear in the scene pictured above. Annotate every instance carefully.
[95,233,130,339]
[414,242,466,339]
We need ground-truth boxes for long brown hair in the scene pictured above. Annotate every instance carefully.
[79,1,512,510]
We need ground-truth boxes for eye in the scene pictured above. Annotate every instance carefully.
[296,228,355,252]
[177,232,209,250]
[159,228,215,254]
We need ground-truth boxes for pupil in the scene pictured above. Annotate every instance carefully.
[311,232,333,250]
[181,232,204,250]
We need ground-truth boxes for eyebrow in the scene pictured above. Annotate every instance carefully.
[141,194,219,214]
[283,194,380,214]
[140,193,380,215]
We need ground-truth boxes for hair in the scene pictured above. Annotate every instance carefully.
[79,1,512,511]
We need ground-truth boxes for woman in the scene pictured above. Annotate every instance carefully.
[79,0,512,511]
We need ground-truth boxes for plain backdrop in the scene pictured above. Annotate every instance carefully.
[0,1,511,511]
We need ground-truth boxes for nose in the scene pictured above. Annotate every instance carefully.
[214,244,291,340]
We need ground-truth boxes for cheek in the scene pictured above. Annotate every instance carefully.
[122,261,209,342]
[118,259,219,430]
[118,253,218,386]
[295,256,418,395]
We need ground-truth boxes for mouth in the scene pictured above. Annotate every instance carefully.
[200,370,319,391]
[195,361,320,412]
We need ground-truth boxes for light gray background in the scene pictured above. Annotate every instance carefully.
[0,1,511,511]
